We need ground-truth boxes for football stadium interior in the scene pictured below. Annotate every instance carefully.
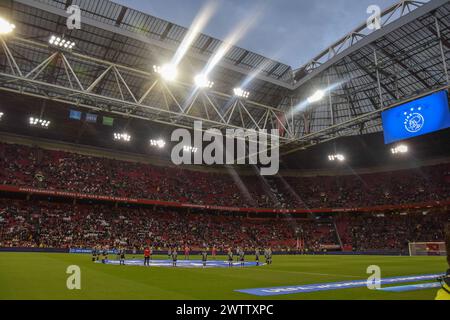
[0,0,449,301]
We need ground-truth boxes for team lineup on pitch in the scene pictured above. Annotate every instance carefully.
[97,259,264,268]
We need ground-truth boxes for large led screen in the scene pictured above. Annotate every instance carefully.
[381,90,450,144]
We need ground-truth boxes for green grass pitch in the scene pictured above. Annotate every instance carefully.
[0,252,446,300]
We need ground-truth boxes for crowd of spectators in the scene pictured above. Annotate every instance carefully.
[0,199,447,252]
[0,142,448,253]
[0,143,448,210]
[337,208,449,252]
[0,200,337,251]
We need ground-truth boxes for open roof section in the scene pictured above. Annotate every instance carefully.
[293,0,433,84]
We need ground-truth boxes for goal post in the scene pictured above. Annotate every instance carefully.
[408,242,446,256]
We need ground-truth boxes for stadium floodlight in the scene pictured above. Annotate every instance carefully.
[0,17,15,35]
[233,88,250,99]
[391,144,408,155]
[150,139,166,149]
[153,64,178,82]
[114,133,131,142]
[48,35,76,51]
[29,117,51,128]
[194,74,214,89]
[183,146,198,153]
[328,154,345,162]
[307,90,325,104]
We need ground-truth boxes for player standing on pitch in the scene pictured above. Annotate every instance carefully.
[119,248,126,266]
[436,225,450,300]
[92,247,97,262]
[268,248,273,265]
[96,246,100,261]
[172,248,178,267]
[184,245,190,260]
[202,248,208,268]
[240,248,245,267]
[255,248,260,266]
[144,247,150,267]
[132,246,137,259]
[227,248,233,267]
[115,247,120,261]
[211,246,217,260]
[102,247,108,264]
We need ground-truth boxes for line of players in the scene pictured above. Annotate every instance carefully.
[148,246,273,267]
[92,246,273,267]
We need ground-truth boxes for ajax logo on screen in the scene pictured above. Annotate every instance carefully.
[404,107,425,133]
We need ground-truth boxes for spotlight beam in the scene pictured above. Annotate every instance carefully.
[171,1,218,67]
[202,8,263,78]
[307,90,325,104]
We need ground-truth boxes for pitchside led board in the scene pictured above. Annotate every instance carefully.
[381,90,450,144]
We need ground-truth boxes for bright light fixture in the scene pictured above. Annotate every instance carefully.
[0,17,15,35]
[307,90,325,104]
[391,144,408,154]
[194,74,214,89]
[234,87,250,99]
[0,112,3,120]
[328,154,345,162]
[49,35,76,50]
[29,117,51,128]
[153,64,178,81]
[114,133,131,142]
[150,139,166,149]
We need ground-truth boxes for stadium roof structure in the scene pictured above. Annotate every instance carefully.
[286,0,450,154]
[0,0,449,154]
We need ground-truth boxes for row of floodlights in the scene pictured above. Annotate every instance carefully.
[328,154,345,162]
[121,135,198,153]
[391,144,408,154]
[233,88,250,99]
[29,117,51,128]
[49,35,76,50]
[150,139,166,149]
[114,133,131,142]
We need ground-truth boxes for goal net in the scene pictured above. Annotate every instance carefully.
[408,242,446,256]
